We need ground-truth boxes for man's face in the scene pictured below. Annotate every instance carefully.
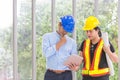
[58,23,67,37]
[86,29,98,40]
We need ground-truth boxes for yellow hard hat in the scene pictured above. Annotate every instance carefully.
[82,16,100,30]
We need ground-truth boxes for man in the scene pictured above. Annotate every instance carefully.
[42,15,77,80]
[78,16,118,80]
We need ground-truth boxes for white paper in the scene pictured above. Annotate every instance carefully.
[102,32,115,76]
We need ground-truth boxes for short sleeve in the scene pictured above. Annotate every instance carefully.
[78,40,85,51]
[109,41,115,53]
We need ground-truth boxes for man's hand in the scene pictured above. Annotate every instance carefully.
[67,63,79,71]
[56,36,66,50]
[60,36,66,44]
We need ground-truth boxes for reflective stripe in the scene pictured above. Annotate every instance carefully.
[93,39,103,70]
[82,69,89,74]
[82,68,109,74]
[82,38,109,76]
[89,68,109,75]
[84,39,90,70]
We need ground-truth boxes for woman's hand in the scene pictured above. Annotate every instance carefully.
[103,45,118,63]
[103,45,111,54]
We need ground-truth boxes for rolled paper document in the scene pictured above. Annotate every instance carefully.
[102,32,115,76]
[64,54,83,67]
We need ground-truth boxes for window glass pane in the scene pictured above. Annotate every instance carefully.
[99,0,118,80]
[76,0,94,44]
[56,0,72,17]
[56,0,72,36]
[17,0,32,80]
[0,0,13,80]
[36,0,51,80]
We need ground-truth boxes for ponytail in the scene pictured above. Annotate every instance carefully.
[94,27,102,37]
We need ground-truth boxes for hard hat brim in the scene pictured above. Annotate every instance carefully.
[82,26,96,31]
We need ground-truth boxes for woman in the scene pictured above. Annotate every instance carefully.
[78,16,118,80]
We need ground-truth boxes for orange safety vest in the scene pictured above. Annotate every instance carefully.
[82,38,110,77]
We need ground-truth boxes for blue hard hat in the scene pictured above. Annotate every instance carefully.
[60,15,75,33]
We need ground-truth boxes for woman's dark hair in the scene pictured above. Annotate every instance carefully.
[94,26,102,37]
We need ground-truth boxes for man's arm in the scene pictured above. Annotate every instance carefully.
[56,36,66,51]
[42,35,57,58]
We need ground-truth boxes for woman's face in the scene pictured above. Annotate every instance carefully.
[86,29,99,40]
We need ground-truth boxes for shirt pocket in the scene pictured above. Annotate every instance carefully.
[65,46,71,53]
[63,44,72,55]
